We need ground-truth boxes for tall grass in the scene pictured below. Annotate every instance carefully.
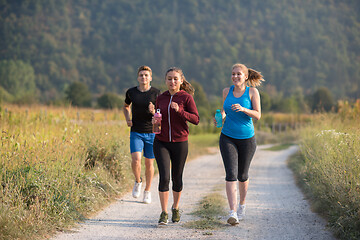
[0,105,229,239]
[290,106,360,239]
[3,103,353,239]
[0,105,132,239]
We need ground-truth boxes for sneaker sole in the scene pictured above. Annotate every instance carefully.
[227,217,239,225]
[158,221,168,226]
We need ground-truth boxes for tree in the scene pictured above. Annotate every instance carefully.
[1,0,359,103]
[65,81,92,107]
[97,92,122,109]
[0,60,36,101]
[0,86,13,103]
[311,87,334,112]
[191,81,210,120]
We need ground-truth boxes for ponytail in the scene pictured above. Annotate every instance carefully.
[247,68,264,87]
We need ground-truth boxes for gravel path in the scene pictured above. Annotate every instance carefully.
[52,145,336,240]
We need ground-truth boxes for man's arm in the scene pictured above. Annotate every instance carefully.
[123,103,132,127]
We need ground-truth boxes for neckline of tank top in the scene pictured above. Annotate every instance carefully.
[231,85,247,99]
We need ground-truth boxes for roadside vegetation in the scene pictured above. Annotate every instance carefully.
[189,100,360,239]
[288,100,360,240]
[0,105,133,240]
[184,191,227,234]
[1,101,359,239]
[0,105,232,240]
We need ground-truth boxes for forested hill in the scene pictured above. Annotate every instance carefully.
[1,0,359,104]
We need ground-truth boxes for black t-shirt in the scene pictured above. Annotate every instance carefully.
[125,86,160,133]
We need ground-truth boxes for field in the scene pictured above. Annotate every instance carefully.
[0,105,224,239]
[1,102,359,239]
[0,105,133,239]
[289,108,360,239]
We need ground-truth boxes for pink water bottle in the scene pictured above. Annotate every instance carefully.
[153,109,162,134]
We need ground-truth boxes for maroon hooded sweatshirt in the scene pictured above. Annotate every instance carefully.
[155,90,199,142]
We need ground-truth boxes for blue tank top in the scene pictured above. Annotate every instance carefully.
[221,85,254,139]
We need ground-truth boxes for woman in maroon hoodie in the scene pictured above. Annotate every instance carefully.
[154,67,200,225]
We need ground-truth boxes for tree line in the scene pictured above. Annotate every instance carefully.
[64,80,336,121]
[0,0,359,110]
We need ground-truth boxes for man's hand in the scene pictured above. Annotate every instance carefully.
[149,102,155,115]
[126,119,133,127]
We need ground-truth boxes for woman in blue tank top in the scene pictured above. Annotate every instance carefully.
[216,63,264,225]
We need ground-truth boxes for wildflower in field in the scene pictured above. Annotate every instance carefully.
[315,129,347,138]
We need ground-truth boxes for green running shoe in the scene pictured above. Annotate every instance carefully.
[158,211,168,225]
[172,207,181,223]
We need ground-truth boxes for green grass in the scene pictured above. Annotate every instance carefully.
[0,106,223,240]
[264,143,294,151]
[183,192,227,230]
[6,105,352,239]
[0,106,133,240]
[189,133,219,148]
[289,114,360,240]
[188,133,219,159]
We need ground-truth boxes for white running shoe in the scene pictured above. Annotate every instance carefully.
[227,210,239,225]
[143,190,151,204]
[132,180,142,198]
[237,204,246,220]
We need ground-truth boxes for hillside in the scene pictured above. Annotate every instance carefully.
[1,0,359,103]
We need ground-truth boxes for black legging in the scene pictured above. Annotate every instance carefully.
[219,133,256,182]
[153,138,188,192]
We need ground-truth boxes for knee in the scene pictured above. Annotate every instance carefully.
[145,159,154,169]
[131,155,141,164]
[158,176,170,192]
[238,173,249,182]
[225,171,237,182]
[172,180,183,192]
[225,176,237,181]
[131,159,141,168]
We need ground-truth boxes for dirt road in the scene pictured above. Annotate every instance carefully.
[52,145,336,240]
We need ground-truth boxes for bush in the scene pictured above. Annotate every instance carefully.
[65,81,92,107]
[97,92,122,109]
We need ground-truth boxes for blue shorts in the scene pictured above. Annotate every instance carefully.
[130,132,155,159]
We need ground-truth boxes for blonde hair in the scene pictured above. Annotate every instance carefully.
[137,65,152,76]
[165,67,195,96]
[232,63,264,87]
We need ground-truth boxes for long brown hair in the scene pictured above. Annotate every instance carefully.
[232,63,264,87]
[165,67,195,96]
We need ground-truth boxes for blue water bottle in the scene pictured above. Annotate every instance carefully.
[215,109,223,128]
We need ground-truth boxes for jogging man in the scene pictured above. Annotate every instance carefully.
[123,65,160,203]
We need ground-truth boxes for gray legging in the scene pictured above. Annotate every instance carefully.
[219,133,256,182]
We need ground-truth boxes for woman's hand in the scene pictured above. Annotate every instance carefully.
[170,102,179,112]
[213,117,218,126]
[231,103,245,112]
